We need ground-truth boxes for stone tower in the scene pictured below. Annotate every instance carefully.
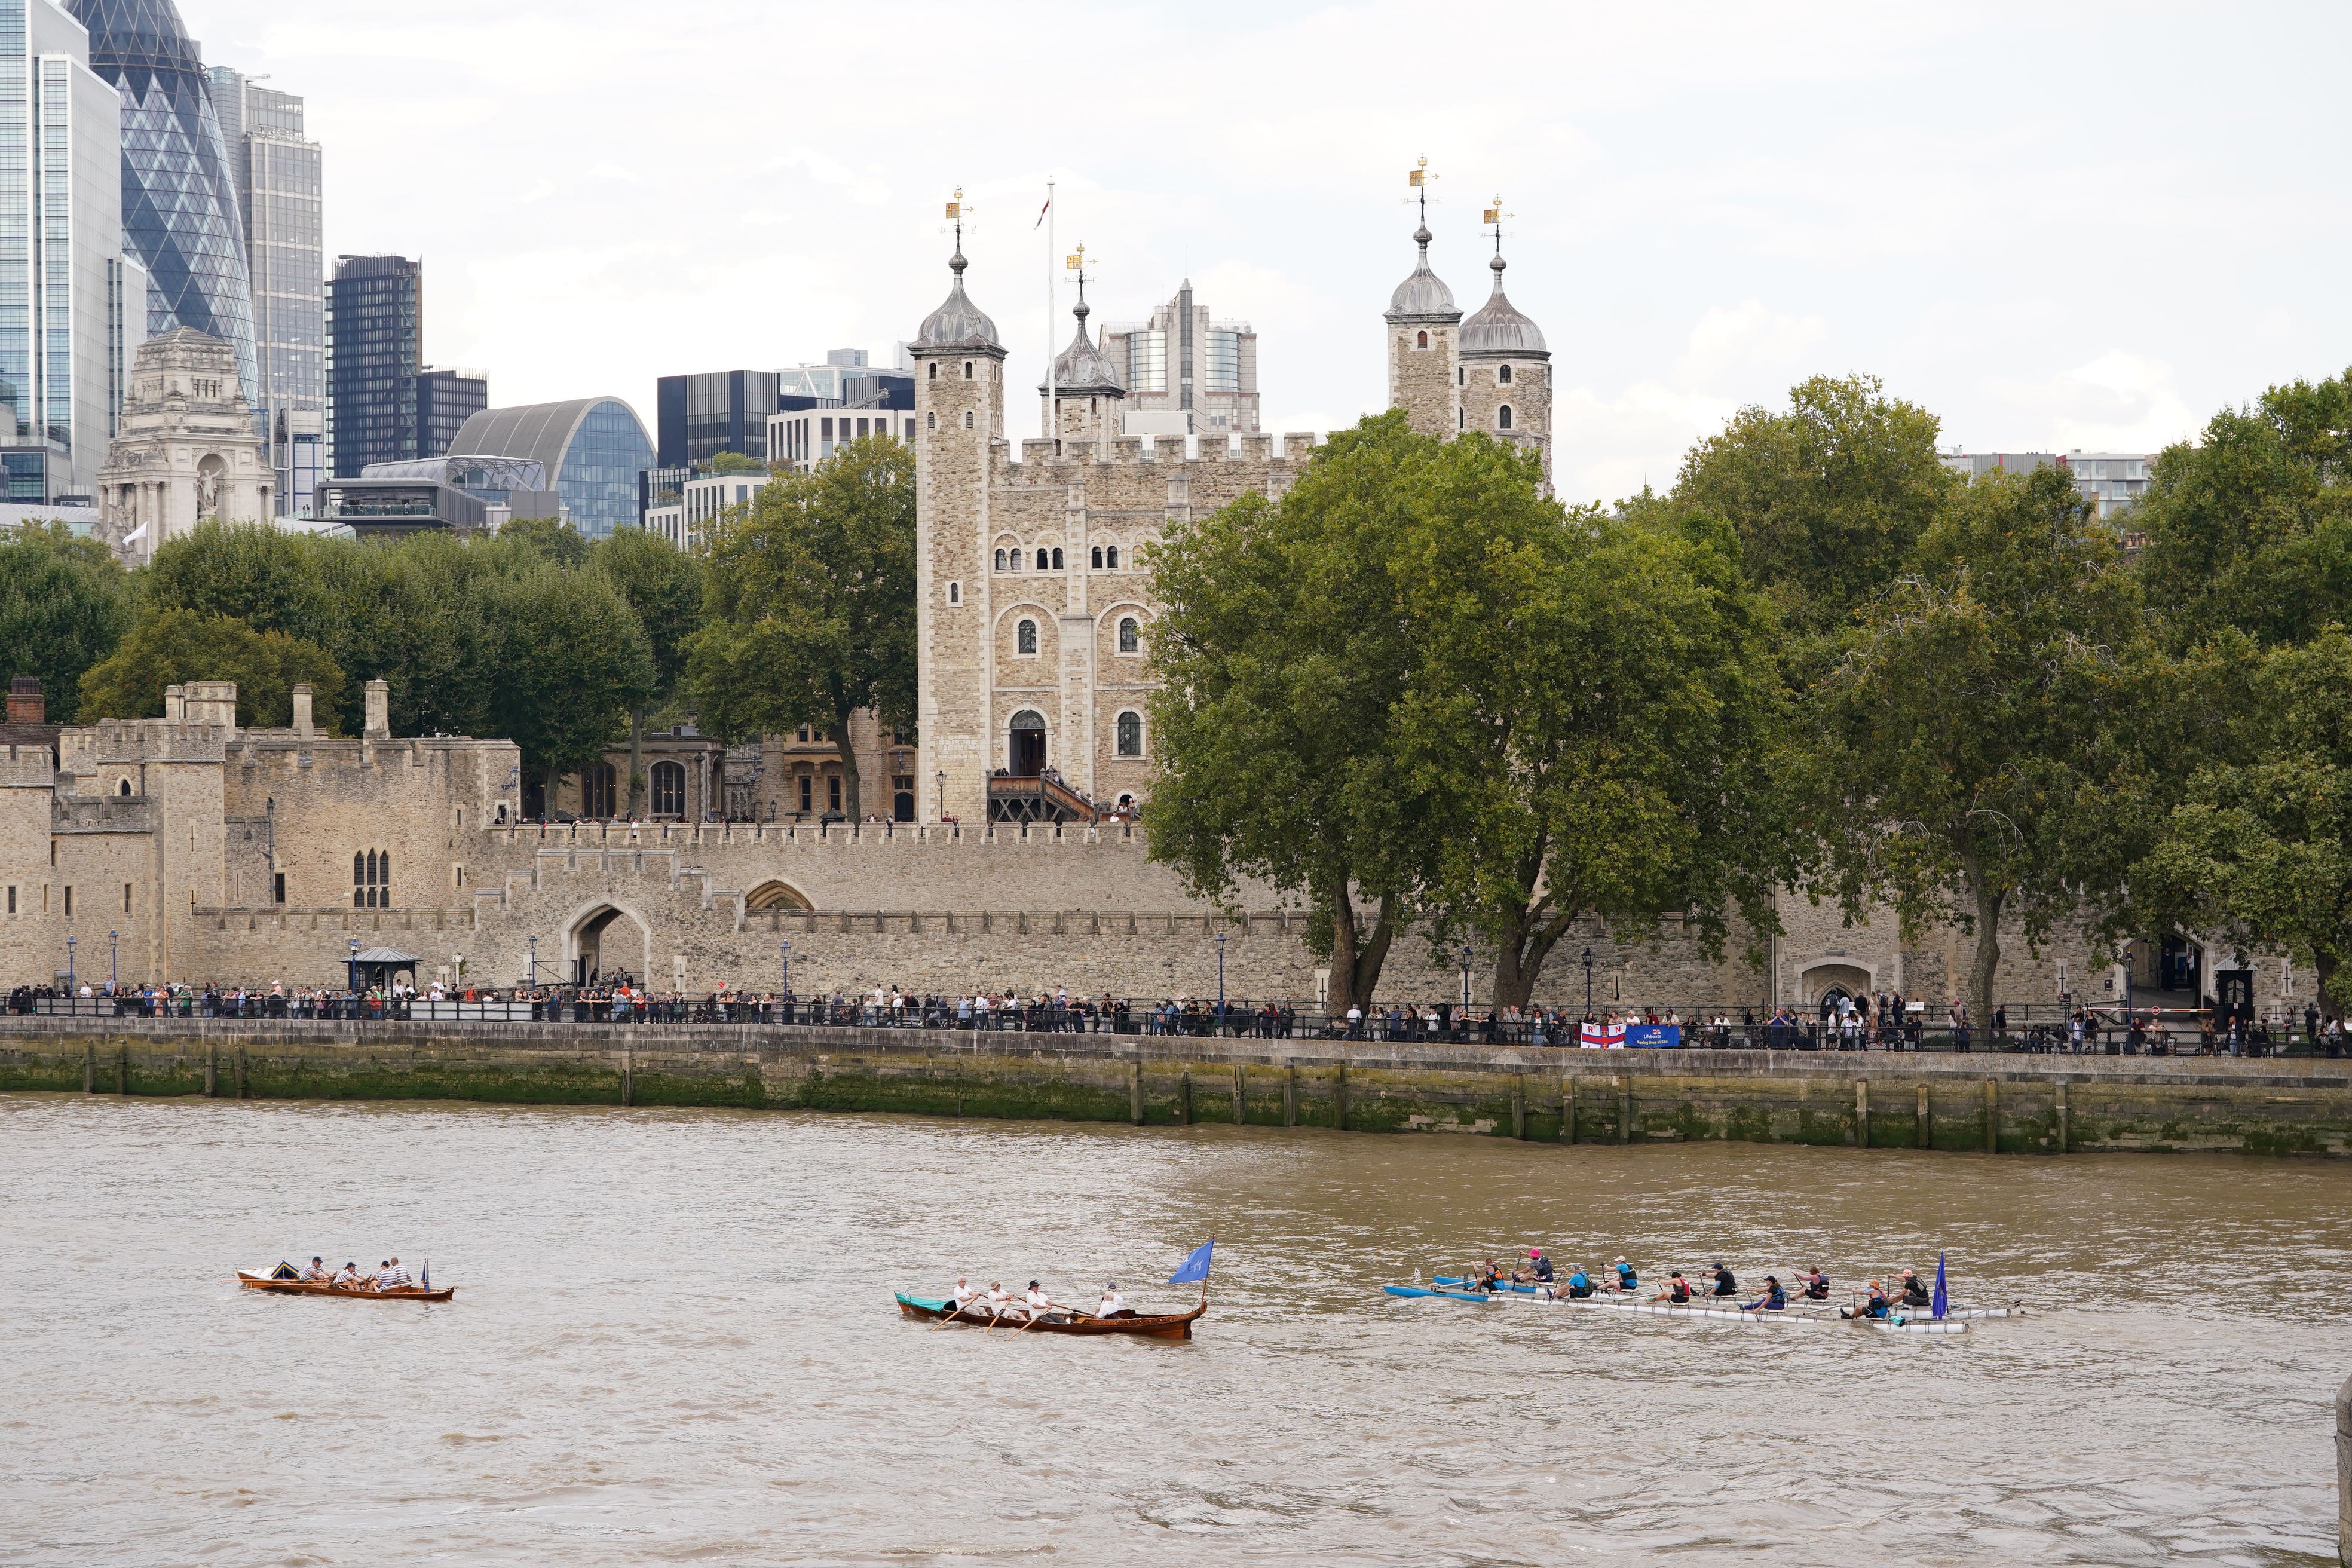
[1457,236,1552,494]
[95,327,274,564]
[1384,217,1460,439]
[909,238,1006,825]
[1037,277,1126,458]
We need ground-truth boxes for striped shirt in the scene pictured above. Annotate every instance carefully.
[376,1267,412,1290]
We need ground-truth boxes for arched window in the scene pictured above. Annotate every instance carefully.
[963,362,973,379]
[994,549,1006,571]
[1416,330,1428,348]
[927,411,936,430]
[928,363,938,380]
[1090,545,1102,569]
[1009,547,1022,571]
[117,777,131,796]
[1116,710,1143,756]
[1050,547,1064,569]
[650,760,686,817]
[1106,544,1119,569]
[1118,616,1140,654]
[1017,618,1038,654]
[353,849,391,909]
[1497,364,1512,385]
[948,581,961,604]
[584,761,617,819]
[1498,405,1514,431]
[962,410,973,430]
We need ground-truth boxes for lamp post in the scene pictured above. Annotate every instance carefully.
[109,929,118,992]
[65,933,75,997]
[348,936,361,994]
[935,769,947,823]
[1215,931,1226,1034]
[1581,947,1595,1021]
[780,940,791,1003]
[527,933,537,990]
[1460,943,1472,1015]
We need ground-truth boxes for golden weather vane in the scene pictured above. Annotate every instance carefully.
[1484,192,1514,253]
[940,185,976,245]
[1405,156,1440,225]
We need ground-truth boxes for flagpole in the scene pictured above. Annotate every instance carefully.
[1045,176,1057,445]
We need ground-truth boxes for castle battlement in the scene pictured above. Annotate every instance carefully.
[0,744,54,789]
[60,719,232,768]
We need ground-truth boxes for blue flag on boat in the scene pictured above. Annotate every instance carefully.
[1932,1251,1947,1319]
[1167,1240,1215,1285]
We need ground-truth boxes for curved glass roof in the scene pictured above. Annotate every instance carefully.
[445,398,653,539]
[65,0,260,405]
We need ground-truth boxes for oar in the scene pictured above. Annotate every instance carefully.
[932,1294,977,1330]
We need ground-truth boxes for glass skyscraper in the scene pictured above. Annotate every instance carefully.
[63,0,258,406]
[209,64,319,513]
[326,253,419,477]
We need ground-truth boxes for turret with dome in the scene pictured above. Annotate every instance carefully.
[1037,268,1125,453]
[1455,215,1552,494]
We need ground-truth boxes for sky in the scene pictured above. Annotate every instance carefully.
[189,0,2350,506]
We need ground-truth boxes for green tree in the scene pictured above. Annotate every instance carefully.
[0,521,135,724]
[590,525,705,814]
[685,435,914,819]
[1394,446,1791,1009]
[487,562,655,808]
[78,608,344,728]
[1814,466,2151,1030]
[2133,627,2352,1016]
[1146,411,1440,1012]
[142,519,342,647]
[492,514,592,569]
[1669,372,1953,644]
[2132,368,2352,649]
[708,450,766,475]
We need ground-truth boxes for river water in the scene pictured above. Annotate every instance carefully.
[2,1095,2345,1566]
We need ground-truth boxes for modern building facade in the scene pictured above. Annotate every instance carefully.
[1098,286,1258,436]
[93,326,270,561]
[65,0,258,405]
[768,399,914,474]
[644,468,773,552]
[0,0,149,503]
[206,65,320,517]
[325,253,419,477]
[656,368,778,470]
[314,453,557,540]
[416,367,488,458]
[1938,448,2158,522]
[444,397,654,538]
[777,347,909,403]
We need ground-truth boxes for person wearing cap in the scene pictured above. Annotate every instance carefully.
[333,1261,361,1289]
[1742,1275,1789,1312]
[983,1281,1014,1322]
[1512,1248,1554,1285]
[1895,1269,1932,1309]
[1653,1270,1696,1304]
[1609,1257,1639,1293]
[1096,1282,1134,1319]
[1708,1262,1738,1297]
[1843,1280,1893,1320]
[1552,1264,1597,1300]
[300,1255,330,1283]
[1020,1279,1065,1324]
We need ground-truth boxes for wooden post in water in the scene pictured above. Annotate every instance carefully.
[1179,1069,1193,1126]
[1917,1083,1931,1149]
[1512,1075,1526,1140]
[2335,1371,2351,1566]
[1854,1079,1870,1149]
[2056,1079,2069,1153]
[1129,1058,1144,1125]
[204,1041,216,1098]
[1618,1076,1632,1143]
[1231,1062,1245,1126]
[1284,1060,1298,1127]
[117,1043,128,1094]
[82,1042,94,1093]
[1561,1077,1576,1144]
[235,1045,248,1099]
[620,1046,634,1107]
[1983,1079,1998,1153]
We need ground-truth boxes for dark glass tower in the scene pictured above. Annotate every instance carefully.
[326,254,421,477]
[63,0,259,406]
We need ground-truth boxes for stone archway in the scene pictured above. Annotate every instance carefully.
[565,899,650,985]
[745,879,811,911]
[1799,962,1875,1007]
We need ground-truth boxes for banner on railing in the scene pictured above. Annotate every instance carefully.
[1624,1024,1682,1048]
[1578,1021,1625,1049]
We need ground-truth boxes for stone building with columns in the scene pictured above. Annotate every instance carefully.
[94,329,274,565]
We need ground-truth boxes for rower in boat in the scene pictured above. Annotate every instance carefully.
[1653,1272,1697,1304]
[1894,1269,1933,1310]
[1741,1276,1788,1312]
[1797,1266,1832,1301]
[948,1276,977,1315]
[334,1261,361,1289]
[1020,1280,1067,1324]
[1097,1282,1135,1320]
[301,1257,330,1283]
[1609,1257,1639,1293]
[1548,1265,1597,1300]
[1707,1262,1738,1298]
[374,1257,412,1293]
[984,1281,1014,1322]
[1512,1249,1554,1285]
[1842,1281,1892,1320]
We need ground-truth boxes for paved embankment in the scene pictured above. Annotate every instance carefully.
[1,1016,2345,1155]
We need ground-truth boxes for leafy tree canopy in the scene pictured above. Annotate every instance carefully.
[0,520,135,724]
[78,608,344,730]
[492,514,592,569]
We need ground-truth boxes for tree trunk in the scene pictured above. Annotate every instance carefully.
[624,706,645,817]
[831,712,862,820]
[1968,874,2003,1048]
[1322,885,1398,1016]
[1493,901,1580,1012]
[2316,951,2339,1022]
[544,764,563,821]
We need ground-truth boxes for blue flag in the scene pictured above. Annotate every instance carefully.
[1167,1240,1215,1285]
[1932,1251,1948,1319]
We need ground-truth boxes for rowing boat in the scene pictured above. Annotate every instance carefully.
[237,1270,455,1302]
[1434,1277,2018,1321]
[895,1292,1204,1338]
[1382,1284,1505,1304]
[1402,1282,1969,1333]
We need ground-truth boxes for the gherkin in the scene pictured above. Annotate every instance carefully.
[63,0,258,406]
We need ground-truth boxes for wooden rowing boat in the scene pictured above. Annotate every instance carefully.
[895,1292,1203,1338]
[237,1270,455,1302]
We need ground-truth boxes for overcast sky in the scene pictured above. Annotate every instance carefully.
[193,0,2347,505]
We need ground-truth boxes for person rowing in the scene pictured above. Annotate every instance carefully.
[983,1281,1014,1322]
[1653,1271,1696,1304]
[1019,1279,1067,1324]
[1842,1280,1892,1320]
[301,1255,330,1283]
[1097,1282,1134,1319]
[1796,1266,1831,1301]
[1741,1275,1788,1312]
[1609,1256,1639,1293]
[1707,1262,1738,1297]
[1895,1269,1932,1309]
[374,1257,412,1292]
[333,1261,361,1290]
[948,1276,977,1317]
[1513,1248,1554,1285]
[1550,1264,1597,1300]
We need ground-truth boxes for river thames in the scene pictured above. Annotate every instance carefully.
[2,1094,2344,1565]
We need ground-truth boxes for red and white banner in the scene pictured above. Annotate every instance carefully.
[1578,1021,1625,1050]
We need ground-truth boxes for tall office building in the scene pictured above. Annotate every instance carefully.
[0,0,149,502]
[1100,284,1258,435]
[326,254,419,476]
[656,369,779,470]
[64,0,259,406]
[416,366,488,458]
[208,65,320,517]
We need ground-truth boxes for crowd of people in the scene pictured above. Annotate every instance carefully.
[1453,1248,1941,1320]
[268,1255,421,1293]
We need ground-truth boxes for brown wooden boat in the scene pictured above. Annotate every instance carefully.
[895,1291,1202,1338]
[237,1269,456,1302]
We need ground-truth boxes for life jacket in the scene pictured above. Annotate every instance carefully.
[1615,1264,1637,1286]
[1901,1279,1931,1306]
[1668,1279,1692,1302]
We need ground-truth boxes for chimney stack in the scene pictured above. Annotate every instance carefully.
[292,682,314,737]
[363,679,390,739]
[6,676,41,725]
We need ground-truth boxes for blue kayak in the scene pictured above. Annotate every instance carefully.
[1383,1284,1505,1304]
[1434,1276,1541,1294]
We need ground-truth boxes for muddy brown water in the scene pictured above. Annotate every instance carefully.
[2,1094,2345,1565]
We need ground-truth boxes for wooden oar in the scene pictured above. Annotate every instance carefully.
[932,1294,979,1330]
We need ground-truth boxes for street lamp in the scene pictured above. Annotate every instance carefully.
[348,936,361,994]
[109,929,118,992]
[1460,943,1472,1015]
[1581,947,1595,1021]
[527,933,537,989]
[780,940,791,1004]
[66,933,75,997]
[1215,931,1226,1033]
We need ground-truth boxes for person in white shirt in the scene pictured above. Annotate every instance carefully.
[301,1255,330,1282]
[373,1257,412,1291]
[1095,1282,1132,1319]
[984,1281,1013,1322]
[333,1262,361,1289]
[1021,1280,1062,1324]
[949,1276,976,1317]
